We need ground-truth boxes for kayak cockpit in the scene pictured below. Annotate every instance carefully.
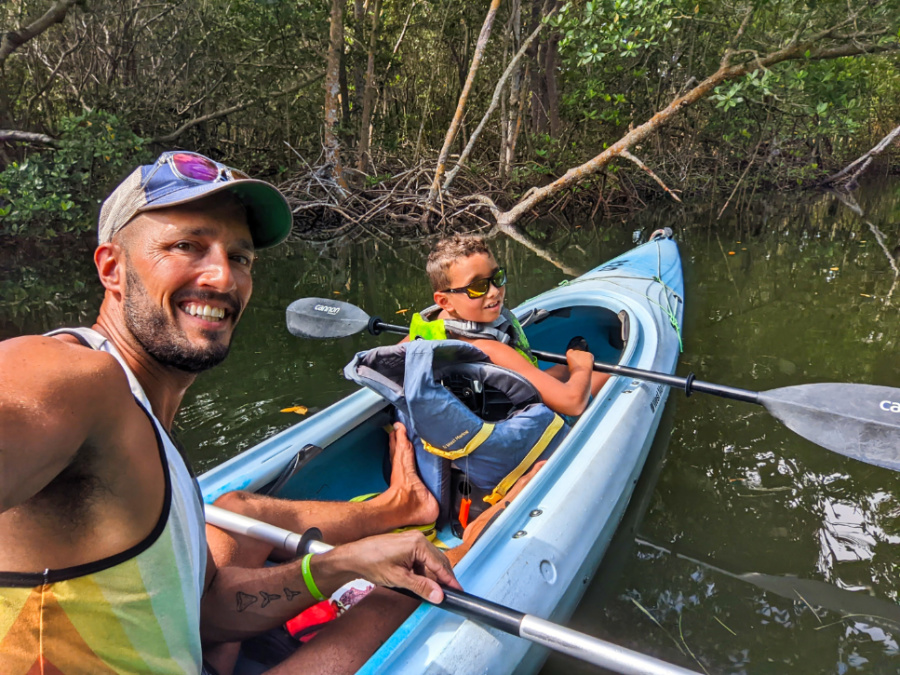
[261,303,629,540]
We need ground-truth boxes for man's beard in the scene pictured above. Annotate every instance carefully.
[123,268,237,373]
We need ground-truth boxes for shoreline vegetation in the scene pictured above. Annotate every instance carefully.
[0,0,898,246]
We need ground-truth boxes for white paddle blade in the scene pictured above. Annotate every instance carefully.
[286,297,371,339]
[759,383,900,470]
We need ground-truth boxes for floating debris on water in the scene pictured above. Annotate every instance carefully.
[714,615,737,636]
[281,406,309,415]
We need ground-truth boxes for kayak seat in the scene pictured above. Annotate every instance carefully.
[344,341,569,532]
[438,361,542,422]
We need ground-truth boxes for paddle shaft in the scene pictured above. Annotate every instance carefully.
[529,349,760,404]
[205,505,700,675]
[367,318,759,404]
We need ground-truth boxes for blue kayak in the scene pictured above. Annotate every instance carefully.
[199,232,685,674]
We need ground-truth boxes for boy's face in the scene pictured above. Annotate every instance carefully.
[434,252,506,324]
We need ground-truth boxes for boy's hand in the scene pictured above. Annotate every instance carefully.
[566,347,595,373]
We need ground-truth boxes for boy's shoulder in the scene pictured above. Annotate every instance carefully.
[466,338,536,371]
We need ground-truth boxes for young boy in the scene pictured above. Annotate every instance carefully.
[409,234,609,417]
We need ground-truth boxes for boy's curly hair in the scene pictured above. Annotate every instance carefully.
[426,234,496,292]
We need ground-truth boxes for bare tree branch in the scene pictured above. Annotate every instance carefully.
[821,123,900,187]
[26,31,85,111]
[495,36,898,229]
[152,74,324,143]
[0,130,58,146]
[426,0,503,208]
[620,151,682,203]
[443,11,553,192]
[0,0,81,70]
[721,8,754,68]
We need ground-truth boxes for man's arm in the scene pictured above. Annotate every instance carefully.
[0,336,132,512]
[200,530,459,644]
[472,340,594,416]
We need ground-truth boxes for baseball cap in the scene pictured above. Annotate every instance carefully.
[98,151,292,249]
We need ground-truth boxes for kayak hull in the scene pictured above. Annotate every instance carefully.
[199,235,685,674]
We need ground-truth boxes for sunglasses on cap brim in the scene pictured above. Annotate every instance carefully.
[442,267,507,299]
[141,151,250,189]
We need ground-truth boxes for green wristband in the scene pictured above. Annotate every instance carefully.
[301,553,326,602]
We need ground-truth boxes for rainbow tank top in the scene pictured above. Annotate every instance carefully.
[0,328,207,675]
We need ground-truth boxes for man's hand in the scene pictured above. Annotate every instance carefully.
[315,531,460,604]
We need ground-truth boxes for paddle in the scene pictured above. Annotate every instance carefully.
[286,297,900,469]
[635,537,900,630]
[206,504,700,675]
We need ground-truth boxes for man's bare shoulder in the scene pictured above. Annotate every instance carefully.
[0,334,132,412]
[0,334,147,515]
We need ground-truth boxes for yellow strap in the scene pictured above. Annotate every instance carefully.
[483,414,565,506]
[422,423,495,460]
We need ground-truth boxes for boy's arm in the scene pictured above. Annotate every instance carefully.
[471,340,594,416]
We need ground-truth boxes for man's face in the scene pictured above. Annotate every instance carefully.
[118,199,255,373]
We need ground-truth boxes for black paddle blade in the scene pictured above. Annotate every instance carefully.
[759,383,900,470]
[286,297,371,339]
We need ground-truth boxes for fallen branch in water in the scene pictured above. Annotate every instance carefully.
[820,123,900,190]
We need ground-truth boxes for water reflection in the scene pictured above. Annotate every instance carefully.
[2,178,899,673]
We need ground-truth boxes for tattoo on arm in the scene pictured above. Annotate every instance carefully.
[236,591,258,612]
[235,588,305,612]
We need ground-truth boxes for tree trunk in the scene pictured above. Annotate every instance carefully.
[324,0,349,192]
[352,0,366,115]
[339,49,351,124]
[506,61,529,176]
[357,0,382,173]
[543,29,560,138]
[527,0,547,135]
[500,0,522,182]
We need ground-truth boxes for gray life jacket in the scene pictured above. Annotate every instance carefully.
[344,340,569,531]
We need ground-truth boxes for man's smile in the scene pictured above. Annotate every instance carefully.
[179,302,229,323]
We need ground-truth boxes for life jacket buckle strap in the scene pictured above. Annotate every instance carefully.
[483,414,565,505]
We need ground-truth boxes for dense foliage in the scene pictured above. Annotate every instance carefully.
[0,110,146,238]
[0,0,897,240]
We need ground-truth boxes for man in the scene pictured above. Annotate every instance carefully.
[0,151,458,675]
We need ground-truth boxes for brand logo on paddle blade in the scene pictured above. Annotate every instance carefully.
[314,304,341,316]
[880,400,900,413]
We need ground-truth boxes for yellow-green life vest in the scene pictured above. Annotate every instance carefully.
[409,305,538,366]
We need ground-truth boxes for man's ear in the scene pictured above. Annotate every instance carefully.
[95,242,125,296]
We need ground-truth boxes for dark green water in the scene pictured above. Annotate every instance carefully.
[2,179,898,673]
